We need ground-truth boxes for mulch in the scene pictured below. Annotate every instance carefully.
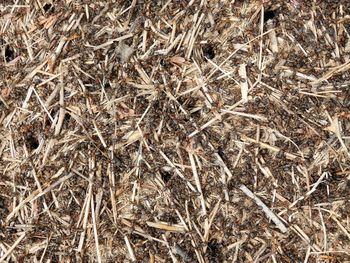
[1,0,350,262]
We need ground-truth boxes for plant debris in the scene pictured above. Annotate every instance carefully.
[1,0,350,262]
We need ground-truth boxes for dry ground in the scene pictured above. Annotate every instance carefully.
[1,0,350,262]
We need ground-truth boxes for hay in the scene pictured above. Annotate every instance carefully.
[1,0,350,262]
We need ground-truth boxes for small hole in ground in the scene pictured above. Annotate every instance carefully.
[43,3,53,12]
[160,170,172,184]
[264,10,276,23]
[64,113,71,122]
[27,134,39,150]
[203,44,215,59]
[5,45,14,62]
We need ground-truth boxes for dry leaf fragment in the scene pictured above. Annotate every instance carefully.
[170,56,186,65]
[1,87,10,97]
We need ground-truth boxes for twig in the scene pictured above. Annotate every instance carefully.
[124,235,136,262]
[239,184,288,233]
